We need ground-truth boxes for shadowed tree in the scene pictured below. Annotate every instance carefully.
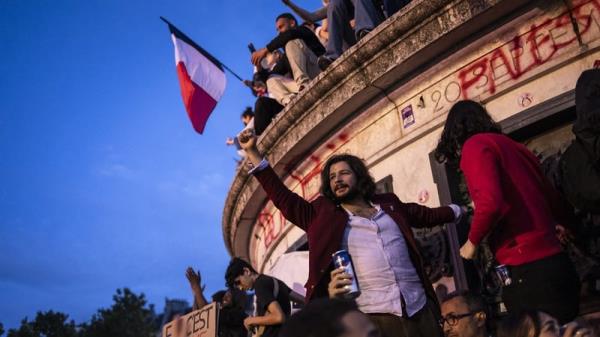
[6,311,78,337]
[1,322,4,336]
[80,288,155,337]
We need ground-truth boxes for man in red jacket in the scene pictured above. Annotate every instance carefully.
[238,130,463,337]
[434,100,579,323]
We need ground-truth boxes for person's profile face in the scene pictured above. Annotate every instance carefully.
[233,268,253,291]
[241,115,252,126]
[276,18,294,33]
[222,290,233,307]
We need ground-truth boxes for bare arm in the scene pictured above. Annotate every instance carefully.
[281,0,327,22]
[243,301,286,329]
[186,267,209,309]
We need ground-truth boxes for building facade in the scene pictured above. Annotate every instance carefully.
[223,0,600,313]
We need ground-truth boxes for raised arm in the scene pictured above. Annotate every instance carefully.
[185,267,209,309]
[281,0,327,22]
[238,129,315,231]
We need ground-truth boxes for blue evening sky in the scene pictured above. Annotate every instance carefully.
[0,0,319,329]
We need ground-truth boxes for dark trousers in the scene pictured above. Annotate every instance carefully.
[254,96,283,136]
[502,252,580,324]
[368,300,443,337]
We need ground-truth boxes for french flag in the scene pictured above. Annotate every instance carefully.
[163,18,226,134]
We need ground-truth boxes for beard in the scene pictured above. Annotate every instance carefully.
[333,184,360,203]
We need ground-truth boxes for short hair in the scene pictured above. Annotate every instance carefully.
[434,100,502,164]
[241,107,254,119]
[225,257,256,288]
[276,12,297,25]
[442,290,486,313]
[319,154,377,202]
[279,299,358,337]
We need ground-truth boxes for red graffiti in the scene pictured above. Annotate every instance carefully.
[459,0,597,100]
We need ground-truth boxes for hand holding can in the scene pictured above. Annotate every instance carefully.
[331,250,361,299]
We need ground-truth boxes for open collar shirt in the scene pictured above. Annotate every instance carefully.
[341,204,426,317]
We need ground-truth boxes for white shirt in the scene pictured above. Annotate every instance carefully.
[341,204,427,317]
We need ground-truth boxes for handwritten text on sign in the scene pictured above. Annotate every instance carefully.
[163,303,217,337]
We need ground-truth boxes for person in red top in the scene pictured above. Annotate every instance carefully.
[434,100,579,323]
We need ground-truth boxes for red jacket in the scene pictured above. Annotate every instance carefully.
[460,133,566,266]
[254,165,455,311]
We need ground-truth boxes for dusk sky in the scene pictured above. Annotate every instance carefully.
[0,0,312,329]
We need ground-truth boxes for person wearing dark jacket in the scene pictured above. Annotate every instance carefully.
[237,129,463,337]
[251,13,323,101]
[434,100,580,323]
[560,69,600,213]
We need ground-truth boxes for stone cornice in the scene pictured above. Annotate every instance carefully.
[222,0,534,258]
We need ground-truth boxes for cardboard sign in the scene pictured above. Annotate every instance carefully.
[163,302,218,337]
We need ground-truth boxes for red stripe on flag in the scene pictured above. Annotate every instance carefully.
[176,62,217,134]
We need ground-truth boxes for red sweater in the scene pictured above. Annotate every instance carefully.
[460,133,566,266]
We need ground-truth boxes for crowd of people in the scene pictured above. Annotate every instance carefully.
[200,2,600,336]
[227,0,413,159]
[183,99,598,337]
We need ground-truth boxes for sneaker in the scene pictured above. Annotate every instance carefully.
[318,55,335,71]
[357,29,372,41]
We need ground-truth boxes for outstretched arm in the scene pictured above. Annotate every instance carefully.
[185,267,209,310]
[281,0,327,22]
[238,129,315,231]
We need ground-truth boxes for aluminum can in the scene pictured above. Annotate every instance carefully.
[332,250,361,299]
[495,264,512,286]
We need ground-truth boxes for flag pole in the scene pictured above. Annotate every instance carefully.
[160,17,245,82]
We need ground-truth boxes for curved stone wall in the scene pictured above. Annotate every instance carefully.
[222,0,600,271]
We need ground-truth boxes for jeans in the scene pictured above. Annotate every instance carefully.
[325,0,410,59]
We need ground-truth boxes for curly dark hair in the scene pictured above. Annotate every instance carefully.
[320,154,376,203]
[434,100,502,164]
[225,257,256,288]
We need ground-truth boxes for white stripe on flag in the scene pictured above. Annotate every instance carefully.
[171,35,226,101]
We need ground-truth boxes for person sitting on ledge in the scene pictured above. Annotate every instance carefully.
[251,13,324,95]
[317,0,412,70]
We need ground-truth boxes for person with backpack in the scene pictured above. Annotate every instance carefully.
[225,258,300,337]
